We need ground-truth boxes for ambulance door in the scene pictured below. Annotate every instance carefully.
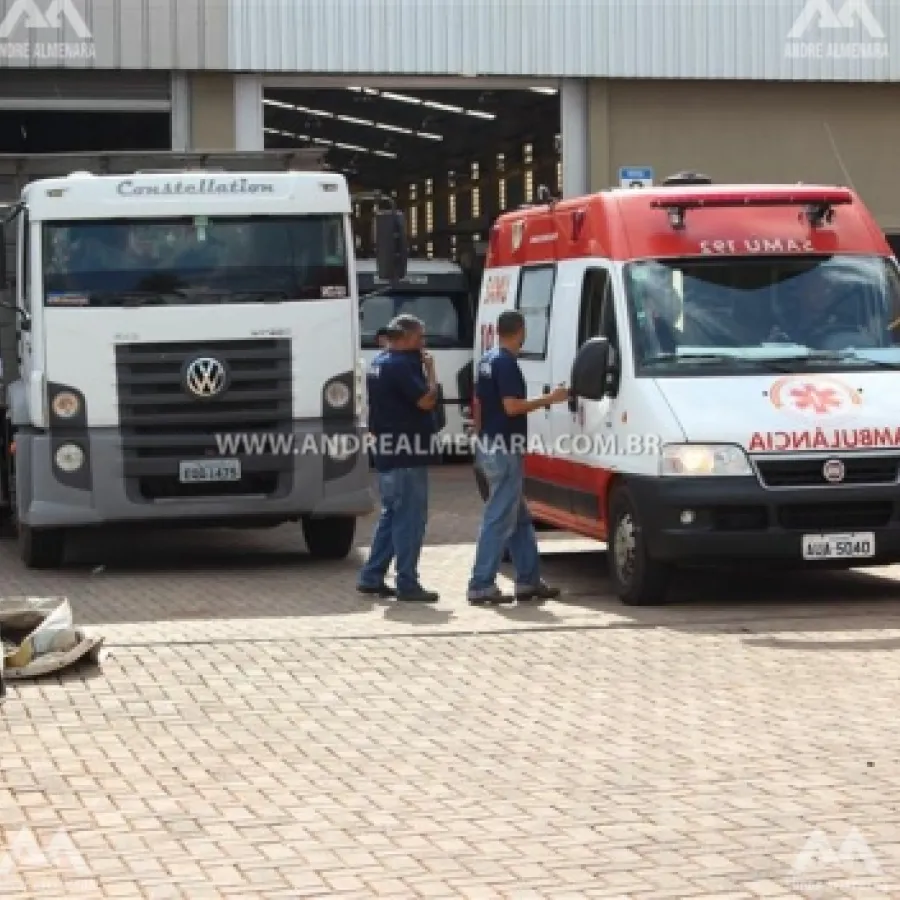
[569,265,617,527]
[513,264,556,457]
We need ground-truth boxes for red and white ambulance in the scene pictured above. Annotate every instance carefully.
[473,174,900,605]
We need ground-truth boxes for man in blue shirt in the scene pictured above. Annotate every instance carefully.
[468,310,569,605]
[357,314,440,602]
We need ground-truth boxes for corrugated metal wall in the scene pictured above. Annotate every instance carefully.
[228,0,898,81]
[0,0,228,69]
[0,0,896,80]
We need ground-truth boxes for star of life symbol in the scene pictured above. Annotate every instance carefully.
[0,827,90,878]
[769,375,862,419]
[788,827,891,894]
[0,0,95,60]
[785,0,888,60]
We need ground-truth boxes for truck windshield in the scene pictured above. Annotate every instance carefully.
[626,254,900,375]
[359,291,472,348]
[41,215,349,306]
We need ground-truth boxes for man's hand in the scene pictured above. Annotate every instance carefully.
[422,351,436,382]
[546,385,570,405]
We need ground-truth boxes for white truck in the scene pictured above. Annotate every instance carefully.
[357,258,475,453]
[0,152,409,568]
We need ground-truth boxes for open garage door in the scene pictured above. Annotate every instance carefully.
[0,70,171,153]
[262,79,561,264]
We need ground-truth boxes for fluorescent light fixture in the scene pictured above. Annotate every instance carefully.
[264,97,442,140]
[264,126,397,159]
[529,87,558,95]
[346,86,496,121]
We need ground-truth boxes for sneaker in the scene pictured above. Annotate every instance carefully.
[468,587,514,606]
[396,589,440,603]
[515,582,561,601]
[357,584,396,598]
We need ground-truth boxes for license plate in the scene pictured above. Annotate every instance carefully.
[802,532,875,560]
[178,459,242,483]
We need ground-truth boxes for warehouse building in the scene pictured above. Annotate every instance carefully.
[1,0,899,255]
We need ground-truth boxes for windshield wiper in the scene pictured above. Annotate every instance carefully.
[643,353,744,367]
[751,351,900,371]
[82,290,189,307]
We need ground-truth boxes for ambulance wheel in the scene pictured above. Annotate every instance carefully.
[19,525,66,569]
[608,484,671,606]
[302,515,356,560]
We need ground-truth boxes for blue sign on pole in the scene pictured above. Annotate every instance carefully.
[618,166,654,188]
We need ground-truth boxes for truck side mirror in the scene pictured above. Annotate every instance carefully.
[374,209,408,283]
[571,336,611,400]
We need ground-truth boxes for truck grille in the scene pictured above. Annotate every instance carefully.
[115,339,292,500]
[756,455,900,488]
[777,502,894,530]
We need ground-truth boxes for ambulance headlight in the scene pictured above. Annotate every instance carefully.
[324,380,351,409]
[660,444,751,477]
[54,442,85,473]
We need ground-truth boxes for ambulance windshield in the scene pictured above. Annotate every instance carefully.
[626,254,900,374]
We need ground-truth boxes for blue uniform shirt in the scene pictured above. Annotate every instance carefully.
[475,347,527,452]
[366,349,437,471]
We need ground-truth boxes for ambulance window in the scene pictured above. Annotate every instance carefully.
[516,264,555,358]
[578,268,612,347]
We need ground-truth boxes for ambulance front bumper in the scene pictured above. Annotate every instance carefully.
[628,475,900,564]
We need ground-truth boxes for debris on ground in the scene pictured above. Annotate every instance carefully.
[1,597,105,683]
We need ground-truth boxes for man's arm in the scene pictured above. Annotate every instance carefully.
[502,393,560,417]
[493,357,568,416]
[416,352,439,411]
[392,355,439,411]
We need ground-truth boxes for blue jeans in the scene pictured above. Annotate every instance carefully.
[358,466,429,595]
[468,450,541,596]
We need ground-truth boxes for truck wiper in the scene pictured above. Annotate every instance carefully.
[643,353,740,367]
[85,290,189,307]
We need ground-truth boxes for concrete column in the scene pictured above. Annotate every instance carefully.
[234,74,264,151]
[560,79,589,199]
[587,80,611,192]
[170,72,191,151]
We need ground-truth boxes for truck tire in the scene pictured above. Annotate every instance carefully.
[302,515,356,560]
[607,483,671,606]
[19,525,66,569]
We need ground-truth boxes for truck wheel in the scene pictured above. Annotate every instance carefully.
[302,515,356,560]
[607,484,671,606]
[19,525,66,569]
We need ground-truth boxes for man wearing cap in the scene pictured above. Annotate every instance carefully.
[357,314,440,602]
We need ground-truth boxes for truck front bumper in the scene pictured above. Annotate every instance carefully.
[15,423,374,529]
[626,475,900,565]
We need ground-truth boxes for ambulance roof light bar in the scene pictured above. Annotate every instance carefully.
[650,187,854,230]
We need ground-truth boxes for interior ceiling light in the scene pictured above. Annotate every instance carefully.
[264,126,397,159]
[347,86,495,120]
[265,97,442,140]
[529,87,558,95]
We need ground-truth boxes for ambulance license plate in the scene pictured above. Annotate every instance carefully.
[802,532,875,560]
[179,459,242,483]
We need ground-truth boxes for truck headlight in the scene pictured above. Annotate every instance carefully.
[51,391,80,419]
[55,442,85,473]
[324,380,351,409]
[660,444,751,477]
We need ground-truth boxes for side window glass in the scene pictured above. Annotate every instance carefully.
[516,264,555,358]
[577,268,611,347]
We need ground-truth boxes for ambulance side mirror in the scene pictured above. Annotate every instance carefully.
[374,209,408,283]
[571,336,611,401]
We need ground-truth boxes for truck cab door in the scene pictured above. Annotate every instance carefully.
[15,210,31,393]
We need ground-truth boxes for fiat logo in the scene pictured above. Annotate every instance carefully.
[822,458,846,484]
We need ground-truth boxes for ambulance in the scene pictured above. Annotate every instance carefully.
[473,174,900,606]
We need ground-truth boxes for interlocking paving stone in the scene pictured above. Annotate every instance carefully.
[2,464,900,897]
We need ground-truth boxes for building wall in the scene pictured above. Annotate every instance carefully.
[0,0,897,80]
[589,80,900,229]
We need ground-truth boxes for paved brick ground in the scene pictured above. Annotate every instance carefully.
[3,463,900,898]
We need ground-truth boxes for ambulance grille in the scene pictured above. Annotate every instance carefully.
[756,455,900,488]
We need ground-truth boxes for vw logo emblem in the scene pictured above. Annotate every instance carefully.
[184,356,228,398]
[822,458,846,484]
